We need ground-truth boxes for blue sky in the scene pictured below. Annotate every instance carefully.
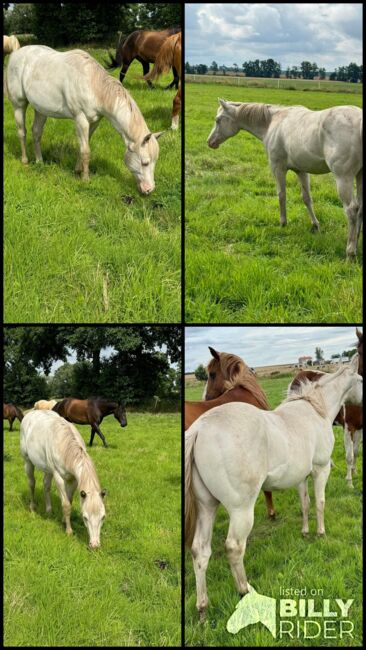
[185,326,361,371]
[185,3,362,68]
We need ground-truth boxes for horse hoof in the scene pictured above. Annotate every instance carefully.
[311,224,320,233]
[280,222,287,228]
[269,512,276,519]
[316,532,325,538]
[199,610,206,624]
[66,529,73,536]
[302,531,309,538]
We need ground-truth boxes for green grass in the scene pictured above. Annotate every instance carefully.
[184,376,362,646]
[4,48,181,323]
[4,411,181,646]
[185,84,362,323]
[186,75,363,93]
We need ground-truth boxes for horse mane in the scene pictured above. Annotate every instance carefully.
[212,352,270,410]
[285,365,350,418]
[237,103,275,129]
[144,32,181,81]
[57,418,100,491]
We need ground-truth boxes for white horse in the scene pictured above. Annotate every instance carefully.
[5,45,164,194]
[34,399,58,410]
[20,409,106,548]
[3,35,20,55]
[208,100,362,257]
[185,354,362,620]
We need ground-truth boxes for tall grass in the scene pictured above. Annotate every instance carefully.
[4,412,181,646]
[4,50,181,323]
[184,376,362,646]
[185,84,362,323]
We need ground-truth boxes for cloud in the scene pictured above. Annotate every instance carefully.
[185,3,363,68]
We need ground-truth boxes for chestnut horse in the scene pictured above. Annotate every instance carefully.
[106,27,181,88]
[288,328,363,487]
[185,347,276,518]
[52,398,127,447]
[143,32,181,129]
[3,403,24,431]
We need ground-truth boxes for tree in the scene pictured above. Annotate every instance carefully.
[315,347,324,362]
[347,62,361,83]
[196,64,208,75]
[318,67,326,80]
[211,61,218,75]
[195,364,208,381]
[4,3,36,35]
[232,63,239,75]
[285,67,291,79]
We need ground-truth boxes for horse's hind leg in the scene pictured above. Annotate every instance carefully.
[164,66,178,91]
[119,60,131,85]
[272,166,287,226]
[25,459,36,512]
[43,472,53,513]
[296,172,320,232]
[138,58,153,89]
[32,111,47,163]
[264,490,275,518]
[191,465,218,621]
[13,104,29,164]
[298,478,310,535]
[344,424,354,487]
[312,462,331,536]
[225,506,254,597]
[352,428,362,476]
[335,175,359,258]
[9,416,14,432]
[356,169,363,238]
[172,86,181,130]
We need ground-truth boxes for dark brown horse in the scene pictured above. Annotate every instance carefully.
[289,328,363,486]
[105,27,181,88]
[3,403,24,431]
[143,31,181,129]
[52,398,127,447]
[185,347,276,518]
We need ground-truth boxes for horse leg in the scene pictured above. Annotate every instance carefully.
[25,459,36,512]
[335,175,359,258]
[9,416,14,432]
[191,466,218,622]
[32,111,47,163]
[298,478,310,536]
[352,429,362,476]
[93,424,108,448]
[43,472,53,514]
[89,428,96,447]
[264,490,275,518]
[344,424,354,487]
[13,104,29,164]
[164,66,178,90]
[272,166,287,226]
[119,60,131,85]
[356,169,363,238]
[171,86,181,130]
[311,462,331,536]
[53,471,73,535]
[225,505,254,597]
[74,114,91,180]
[139,58,153,89]
[296,171,320,231]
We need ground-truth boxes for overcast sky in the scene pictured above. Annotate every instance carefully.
[185,3,362,68]
[185,326,361,371]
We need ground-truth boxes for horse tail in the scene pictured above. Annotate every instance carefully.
[143,33,181,82]
[104,33,128,70]
[185,426,199,547]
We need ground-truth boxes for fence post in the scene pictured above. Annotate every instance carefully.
[278,79,280,89]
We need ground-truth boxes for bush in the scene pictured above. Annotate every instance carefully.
[195,364,208,381]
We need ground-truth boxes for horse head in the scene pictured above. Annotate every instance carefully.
[80,488,106,550]
[114,402,127,428]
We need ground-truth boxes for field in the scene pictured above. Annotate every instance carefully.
[186,74,363,94]
[185,83,362,323]
[4,49,181,323]
[184,376,363,646]
[4,411,181,646]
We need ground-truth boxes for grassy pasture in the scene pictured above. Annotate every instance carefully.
[4,411,181,646]
[186,74,363,94]
[184,376,362,646]
[185,83,362,323]
[4,48,181,323]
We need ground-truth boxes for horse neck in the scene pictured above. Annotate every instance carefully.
[237,103,275,141]
[221,386,267,409]
[104,95,149,147]
[319,372,354,422]
[99,400,117,415]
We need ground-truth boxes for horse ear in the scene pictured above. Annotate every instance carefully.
[219,98,228,109]
[356,327,362,341]
[128,142,136,152]
[208,346,220,360]
[80,490,87,499]
[101,489,107,498]
[152,131,165,139]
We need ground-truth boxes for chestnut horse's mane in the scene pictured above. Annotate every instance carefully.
[209,352,270,410]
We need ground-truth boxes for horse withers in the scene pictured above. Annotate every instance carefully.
[20,410,106,548]
[3,403,24,431]
[52,397,127,447]
[207,101,362,258]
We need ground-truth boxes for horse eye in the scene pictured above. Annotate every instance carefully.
[142,161,149,167]
[209,372,216,380]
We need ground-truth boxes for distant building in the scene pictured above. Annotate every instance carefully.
[298,355,313,367]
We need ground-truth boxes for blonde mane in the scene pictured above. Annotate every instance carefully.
[212,352,270,410]
[57,418,100,491]
[284,366,350,418]
[237,103,274,129]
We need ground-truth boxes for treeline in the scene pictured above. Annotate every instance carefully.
[185,59,363,82]
[4,326,181,411]
[3,3,181,46]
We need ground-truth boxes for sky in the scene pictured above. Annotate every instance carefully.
[185,3,363,69]
[185,326,361,372]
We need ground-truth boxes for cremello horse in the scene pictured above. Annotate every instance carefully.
[5,45,163,194]
[34,399,58,410]
[20,410,106,548]
[185,354,362,620]
[208,100,362,257]
[3,35,20,56]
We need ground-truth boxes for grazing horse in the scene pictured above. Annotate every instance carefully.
[185,355,362,620]
[5,45,163,194]
[3,403,24,431]
[143,32,181,129]
[105,27,181,88]
[3,35,20,57]
[288,328,363,487]
[20,410,106,548]
[185,347,275,519]
[207,101,363,257]
[52,397,127,448]
[34,399,58,410]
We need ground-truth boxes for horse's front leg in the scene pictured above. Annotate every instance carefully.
[9,417,14,432]
[312,462,331,536]
[14,104,29,164]
[296,171,320,231]
[335,175,359,258]
[264,490,275,518]
[352,429,362,476]
[92,423,108,448]
[298,478,310,536]
[32,111,47,163]
[344,424,355,487]
[141,59,154,89]
[272,166,287,226]
[74,114,91,180]
[53,471,73,535]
